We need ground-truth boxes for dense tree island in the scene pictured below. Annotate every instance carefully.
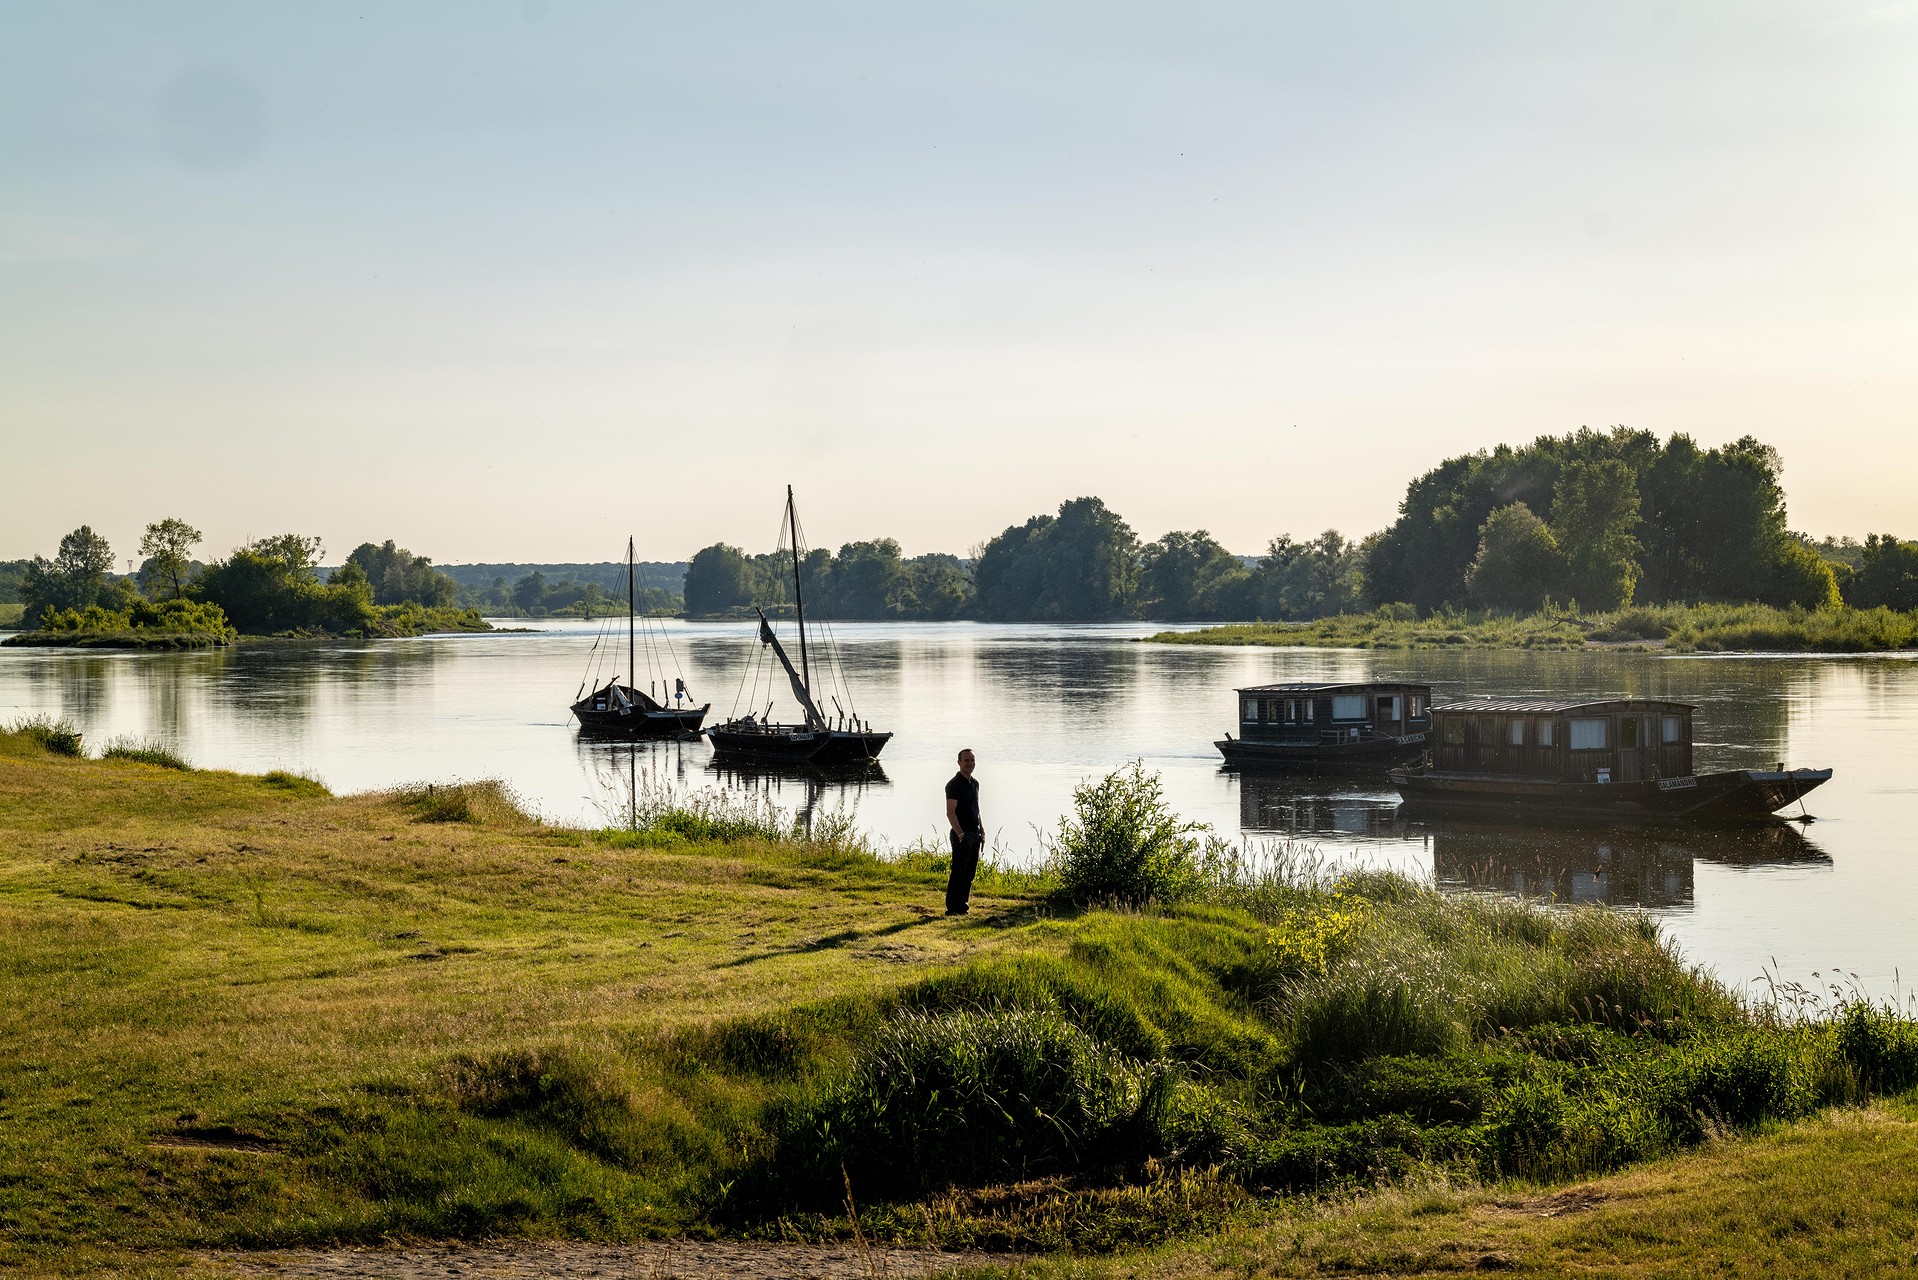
[1,521,488,646]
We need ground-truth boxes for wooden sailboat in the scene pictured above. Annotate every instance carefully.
[570,537,709,737]
[705,488,891,767]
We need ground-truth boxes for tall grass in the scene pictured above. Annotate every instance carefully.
[388,779,537,825]
[5,714,85,756]
[100,736,192,770]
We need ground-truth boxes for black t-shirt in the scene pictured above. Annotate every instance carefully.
[945,771,981,832]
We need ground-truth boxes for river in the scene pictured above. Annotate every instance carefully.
[3,619,1914,1002]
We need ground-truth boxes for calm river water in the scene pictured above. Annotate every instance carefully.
[3,620,1914,1001]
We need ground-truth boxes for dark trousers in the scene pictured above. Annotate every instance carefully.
[946,830,982,914]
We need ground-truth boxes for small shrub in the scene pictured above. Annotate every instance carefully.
[1045,762,1207,907]
[7,714,84,757]
[101,737,192,770]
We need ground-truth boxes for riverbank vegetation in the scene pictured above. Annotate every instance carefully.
[2,522,487,645]
[678,431,1916,646]
[4,731,1917,1275]
[1150,600,1918,653]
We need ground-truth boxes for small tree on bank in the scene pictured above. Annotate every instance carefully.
[138,518,203,600]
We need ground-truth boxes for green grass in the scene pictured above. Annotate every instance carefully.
[2,737,1917,1276]
[0,601,24,627]
[1151,601,1918,652]
[99,737,194,771]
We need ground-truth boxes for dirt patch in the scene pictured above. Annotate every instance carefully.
[1483,1185,1610,1218]
[217,1241,1009,1278]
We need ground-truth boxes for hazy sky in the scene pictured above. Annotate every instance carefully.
[3,2,1914,566]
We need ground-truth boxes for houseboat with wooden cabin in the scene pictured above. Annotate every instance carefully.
[1216,681,1432,770]
[1390,696,1831,823]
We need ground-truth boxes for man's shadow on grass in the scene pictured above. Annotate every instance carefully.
[711,900,1052,968]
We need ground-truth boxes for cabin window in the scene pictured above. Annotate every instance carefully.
[1537,719,1555,747]
[1662,715,1682,743]
[1243,699,1258,722]
[1569,718,1608,750]
[1409,695,1423,718]
[1303,700,1315,722]
[1477,716,1498,743]
[1509,719,1525,746]
[1332,694,1365,720]
[1443,718,1466,744]
[1619,716,1641,747]
[1377,695,1401,721]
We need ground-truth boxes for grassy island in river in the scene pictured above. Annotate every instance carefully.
[5,727,1918,1276]
[1150,601,1918,653]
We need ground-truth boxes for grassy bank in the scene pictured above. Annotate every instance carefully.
[2,731,1916,1276]
[2,603,491,648]
[1150,601,1918,653]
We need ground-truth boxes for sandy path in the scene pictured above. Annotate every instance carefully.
[218,1241,1009,1279]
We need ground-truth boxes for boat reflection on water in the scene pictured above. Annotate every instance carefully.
[706,762,890,840]
[1235,768,1411,841]
[1231,767,1831,911]
[1429,821,1829,909]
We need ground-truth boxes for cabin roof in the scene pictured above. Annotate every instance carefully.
[1432,696,1696,715]
[1236,681,1430,695]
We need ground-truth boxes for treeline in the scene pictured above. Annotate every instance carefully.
[7,522,485,639]
[682,499,1365,622]
[453,571,678,618]
[684,542,973,619]
[1369,429,1839,612]
[681,430,1915,622]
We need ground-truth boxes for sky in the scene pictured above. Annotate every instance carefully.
[3,1,1915,567]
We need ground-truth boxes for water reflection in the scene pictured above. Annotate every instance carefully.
[3,626,1915,999]
[706,762,892,840]
[1232,765,1833,912]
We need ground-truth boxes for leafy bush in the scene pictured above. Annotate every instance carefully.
[100,737,192,770]
[1045,762,1207,907]
[7,714,84,756]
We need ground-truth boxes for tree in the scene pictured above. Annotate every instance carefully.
[1552,459,1642,610]
[1846,534,1918,611]
[1139,531,1241,620]
[344,540,457,607]
[1465,503,1565,611]
[138,517,203,600]
[817,539,913,619]
[1251,531,1366,620]
[682,545,756,615]
[20,525,125,624]
[193,533,374,635]
[511,571,549,615]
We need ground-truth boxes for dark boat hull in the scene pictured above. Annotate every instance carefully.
[1217,731,1427,772]
[1390,767,1831,824]
[706,722,891,766]
[571,685,708,737]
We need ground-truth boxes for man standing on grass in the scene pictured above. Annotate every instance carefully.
[944,748,982,915]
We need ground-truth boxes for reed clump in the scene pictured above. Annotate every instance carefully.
[100,736,192,770]
[6,713,85,756]
[389,779,536,825]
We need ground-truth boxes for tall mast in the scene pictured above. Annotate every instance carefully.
[627,536,636,694]
[787,485,812,697]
